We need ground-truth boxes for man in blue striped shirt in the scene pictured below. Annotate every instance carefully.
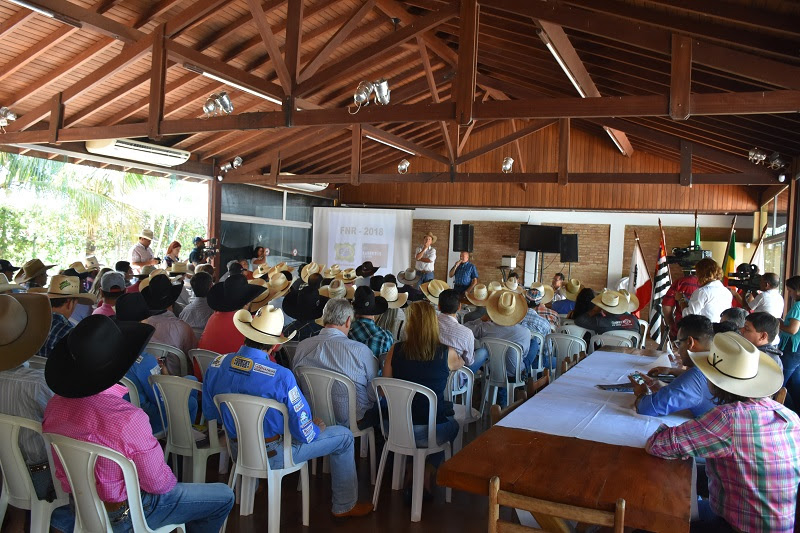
[448,252,478,296]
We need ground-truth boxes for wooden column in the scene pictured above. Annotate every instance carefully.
[148,24,167,140]
[48,92,64,144]
[670,34,692,120]
[207,175,222,278]
[454,0,478,125]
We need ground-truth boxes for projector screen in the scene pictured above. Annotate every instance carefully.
[312,207,413,277]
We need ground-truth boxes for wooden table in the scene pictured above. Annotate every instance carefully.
[437,349,693,532]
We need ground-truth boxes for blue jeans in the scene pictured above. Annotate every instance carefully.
[691,498,736,533]
[51,482,234,533]
[412,416,459,467]
[469,347,489,374]
[416,271,434,286]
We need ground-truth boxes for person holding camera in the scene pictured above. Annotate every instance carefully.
[188,236,207,265]
[730,272,784,319]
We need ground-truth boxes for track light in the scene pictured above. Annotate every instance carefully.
[349,79,391,114]
[748,147,768,164]
[219,156,242,175]
[202,92,234,117]
[398,159,410,174]
[767,152,787,170]
[6,0,82,28]
[0,107,16,130]
[184,63,283,105]
[502,157,514,174]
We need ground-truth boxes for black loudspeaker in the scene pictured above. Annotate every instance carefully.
[560,234,579,263]
[453,224,474,252]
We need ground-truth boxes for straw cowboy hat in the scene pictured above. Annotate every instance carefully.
[84,256,102,271]
[39,275,96,305]
[421,279,450,305]
[45,315,155,398]
[253,263,271,279]
[319,279,355,300]
[66,261,90,278]
[564,279,582,301]
[267,272,291,294]
[207,275,268,312]
[353,286,389,316]
[422,231,437,244]
[322,264,342,279]
[396,267,420,285]
[527,282,555,305]
[139,228,155,240]
[0,274,21,294]
[337,268,361,284]
[486,290,527,327]
[467,284,491,306]
[140,273,182,311]
[233,305,295,345]
[617,289,640,313]
[691,332,783,399]
[301,262,325,283]
[487,281,504,293]
[268,262,295,277]
[283,286,328,320]
[167,260,190,277]
[592,289,637,315]
[137,269,168,292]
[356,261,380,277]
[376,282,407,309]
[249,278,289,310]
[0,293,52,371]
[503,278,523,294]
[14,258,56,284]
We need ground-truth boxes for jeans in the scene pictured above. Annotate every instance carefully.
[51,482,235,533]
[412,416,459,467]
[781,346,800,410]
[469,347,489,375]
[416,271,434,286]
[690,498,736,533]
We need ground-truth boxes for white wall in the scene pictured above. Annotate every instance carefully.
[412,208,754,288]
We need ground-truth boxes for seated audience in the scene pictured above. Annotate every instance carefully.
[300,262,325,286]
[355,260,379,288]
[681,258,732,322]
[551,273,566,302]
[383,301,463,499]
[464,283,491,322]
[348,286,393,358]
[203,305,372,518]
[292,298,379,428]
[283,285,327,341]
[141,273,196,374]
[15,258,54,289]
[565,284,592,319]
[38,275,96,357]
[375,282,407,341]
[662,273,700,341]
[633,315,715,417]
[779,276,800,409]
[319,278,355,300]
[437,289,486,374]
[43,315,234,533]
[720,307,748,330]
[646,332,800,533]
[552,278,581,315]
[526,282,560,330]
[178,271,215,338]
[740,312,783,370]
[395,268,426,302]
[575,289,639,335]
[92,271,126,316]
[0,258,21,281]
[731,272,784,318]
[713,320,740,335]
[520,288,552,368]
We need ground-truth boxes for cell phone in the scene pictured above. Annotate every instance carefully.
[629,372,646,386]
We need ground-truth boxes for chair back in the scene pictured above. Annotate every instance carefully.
[0,414,53,509]
[545,333,587,379]
[589,333,636,353]
[45,433,153,533]
[558,324,593,341]
[525,369,550,397]
[119,376,141,408]
[26,355,48,370]
[146,342,188,376]
[372,377,438,452]
[529,331,545,374]
[295,366,358,430]
[561,359,572,375]
[488,476,625,533]
[213,394,299,478]
[149,375,210,456]
[481,337,523,386]
[281,341,299,364]
[489,392,527,427]
[445,367,475,410]
[637,319,649,348]
[775,387,788,405]
[188,349,220,377]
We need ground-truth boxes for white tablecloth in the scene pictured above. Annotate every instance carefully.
[497,350,692,448]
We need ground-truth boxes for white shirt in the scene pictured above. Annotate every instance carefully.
[750,288,785,319]
[685,280,733,323]
[129,242,153,272]
[552,288,565,302]
[415,246,436,272]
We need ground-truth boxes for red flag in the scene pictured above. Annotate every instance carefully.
[628,237,651,313]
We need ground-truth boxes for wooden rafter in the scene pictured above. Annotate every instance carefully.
[245,0,291,95]
[669,34,692,120]
[455,119,555,165]
[284,0,304,91]
[148,24,168,140]
[351,124,362,186]
[416,38,454,164]
[454,0,479,126]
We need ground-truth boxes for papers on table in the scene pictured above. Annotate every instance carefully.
[497,350,691,448]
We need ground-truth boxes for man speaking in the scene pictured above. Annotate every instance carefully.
[413,231,437,285]
[449,251,478,296]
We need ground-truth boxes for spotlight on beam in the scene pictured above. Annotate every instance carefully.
[501,157,514,174]
[398,159,410,174]
[203,92,234,118]
[349,79,390,114]
[219,156,243,173]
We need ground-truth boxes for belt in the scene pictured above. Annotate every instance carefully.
[104,500,127,512]
[231,434,280,457]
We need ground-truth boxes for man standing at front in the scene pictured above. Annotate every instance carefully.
[449,251,478,296]
[130,228,159,273]
[414,232,437,286]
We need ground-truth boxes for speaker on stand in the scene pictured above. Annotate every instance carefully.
[453,224,474,252]
[560,234,579,277]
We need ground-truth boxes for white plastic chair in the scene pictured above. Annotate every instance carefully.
[45,433,186,533]
[0,414,69,533]
[545,333,587,379]
[638,319,649,348]
[26,356,47,370]
[213,394,309,532]
[529,331,546,377]
[589,332,636,354]
[560,317,573,324]
[559,324,594,342]
[119,376,141,408]
[294,366,376,484]
[371,377,452,523]
[188,348,220,377]
[148,375,224,483]
[478,337,525,415]
[281,341,299,364]
[146,342,188,376]
[445,367,480,453]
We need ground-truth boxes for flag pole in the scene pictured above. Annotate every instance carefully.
[656,218,671,349]
[722,215,737,275]
[658,218,671,284]
[634,230,651,276]
[749,223,769,264]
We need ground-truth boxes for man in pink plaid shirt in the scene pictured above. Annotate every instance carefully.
[646,332,800,533]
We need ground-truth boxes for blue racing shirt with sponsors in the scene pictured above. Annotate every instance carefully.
[202,345,320,443]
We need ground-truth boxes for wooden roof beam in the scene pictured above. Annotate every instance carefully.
[351,125,362,186]
[454,0,479,126]
[417,38,454,164]
[669,34,692,120]
[245,0,291,94]
[649,0,800,39]
[284,0,303,92]
[456,119,556,165]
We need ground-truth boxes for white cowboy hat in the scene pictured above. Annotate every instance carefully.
[617,289,640,313]
[396,267,420,285]
[592,289,636,315]
[139,228,155,240]
[253,263,271,279]
[487,281,504,293]
[564,279,582,301]
[527,282,555,304]
[267,273,291,295]
[84,256,103,270]
[301,262,326,283]
[420,279,450,304]
[68,261,88,274]
[247,278,279,311]
[267,262,295,278]
[0,273,21,293]
[504,279,523,293]
[337,268,361,284]
[375,282,408,309]
[167,261,190,277]
[466,284,490,306]
[486,290,527,327]
[233,306,295,345]
[318,279,355,300]
[691,332,783,399]
[39,275,96,305]
[322,264,342,279]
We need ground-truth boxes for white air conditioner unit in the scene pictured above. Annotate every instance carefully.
[279,182,328,193]
[85,139,191,167]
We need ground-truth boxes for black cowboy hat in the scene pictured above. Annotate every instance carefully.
[207,274,267,312]
[356,261,380,277]
[62,267,90,279]
[140,274,183,311]
[0,259,20,273]
[282,286,329,321]
[45,315,155,398]
[115,292,157,321]
[369,275,385,292]
[352,285,388,315]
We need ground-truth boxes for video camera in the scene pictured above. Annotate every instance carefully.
[666,245,712,270]
[200,237,219,260]
[727,263,762,294]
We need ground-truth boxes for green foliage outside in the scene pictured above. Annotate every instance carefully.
[0,152,208,269]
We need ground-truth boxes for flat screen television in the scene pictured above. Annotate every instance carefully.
[519,225,562,253]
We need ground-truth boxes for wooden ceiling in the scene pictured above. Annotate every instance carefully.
[0,0,798,193]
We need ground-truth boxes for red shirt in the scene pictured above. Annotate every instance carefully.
[198,311,244,357]
[662,275,699,337]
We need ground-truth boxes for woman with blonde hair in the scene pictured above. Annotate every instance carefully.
[383,300,463,500]
[680,258,732,322]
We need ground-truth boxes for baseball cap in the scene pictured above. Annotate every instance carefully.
[100,271,126,294]
[193,237,207,244]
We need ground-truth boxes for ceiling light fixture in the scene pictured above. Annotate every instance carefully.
[349,79,391,114]
[538,31,586,98]
[365,135,414,155]
[0,107,17,131]
[778,173,786,183]
[502,157,514,174]
[6,0,82,27]
[219,156,242,173]
[603,126,627,156]
[398,159,410,174]
[767,152,787,170]
[748,147,768,165]
[183,63,283,106]
[203,91,234,117]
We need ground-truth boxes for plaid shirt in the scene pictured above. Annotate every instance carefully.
[39,313,73,358]
[348,317,394,358]
[452,262,478,288]
[647,398,800,533]
[535,304,560,331]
